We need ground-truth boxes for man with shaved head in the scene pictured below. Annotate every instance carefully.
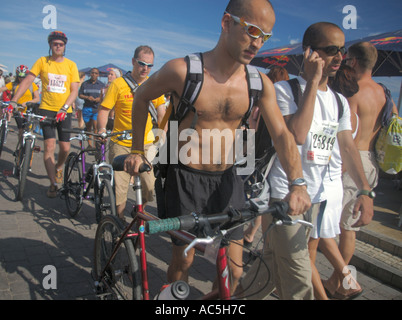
[123,0,311,294]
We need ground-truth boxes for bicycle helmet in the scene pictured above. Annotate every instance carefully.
[16,65,29,78]
[47,31,68,44]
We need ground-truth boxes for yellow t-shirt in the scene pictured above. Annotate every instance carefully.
[30,56,80,112]
[6,82,39,112]
[101,77,165,147]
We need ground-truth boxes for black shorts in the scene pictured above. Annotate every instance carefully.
[39,109,72,142]
[15,116,26,130]
[165,163,246,246]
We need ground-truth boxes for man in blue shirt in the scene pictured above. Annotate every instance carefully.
[79,68,105,147]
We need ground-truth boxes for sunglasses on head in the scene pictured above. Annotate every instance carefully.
[136,59,153,68]
[312,45,346,56]
[225,11,272,43]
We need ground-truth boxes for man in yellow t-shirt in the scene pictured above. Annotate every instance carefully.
[11,31,80,198]
[97,45,166,220]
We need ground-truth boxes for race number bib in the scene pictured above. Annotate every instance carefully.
[47,73,67,94]
[305,120,339,165]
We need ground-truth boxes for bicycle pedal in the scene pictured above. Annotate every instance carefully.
[33,146,41,153]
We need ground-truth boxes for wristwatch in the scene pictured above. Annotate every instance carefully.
[289,178,307,188]
[357,189,376,199]
[62,104,69,111]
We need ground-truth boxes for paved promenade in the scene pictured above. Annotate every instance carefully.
[0,120,401,300]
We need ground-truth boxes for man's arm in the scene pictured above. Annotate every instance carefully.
[258,73,311,215]
[338,130,373,227]
[285,48,324,144]
[11,73,36,103]
[97,106,111,133]
[64,82,79,107]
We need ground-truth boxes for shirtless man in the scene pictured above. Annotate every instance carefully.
[123,0,311,293]
[325,41,399,297]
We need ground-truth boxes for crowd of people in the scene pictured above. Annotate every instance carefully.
[1,0,399,300]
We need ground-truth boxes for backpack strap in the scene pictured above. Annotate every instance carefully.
[288,78,344,121]
[175,53,204,129]
[332,90,344,121]
[122,72,158,124]
[378,83,394,126]
[287,78,302,107]
[173,54,263,130]
[243,65,263,128]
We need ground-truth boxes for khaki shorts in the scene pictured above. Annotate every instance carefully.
[239,200,321,300]
[108,142,155,206]
[340,151,379,231]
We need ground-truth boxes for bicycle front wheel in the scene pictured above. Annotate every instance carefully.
[0,121,6,158]
[94,215,142,300]
[63,152,83,217]
[15,138,32,201]
[94,178,117,223]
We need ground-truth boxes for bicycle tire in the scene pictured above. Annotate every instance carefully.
[15,139,32,201]
[94,178,117,223]
[94,215,142,300]
[0,121,6,158]
[63,152,83,217]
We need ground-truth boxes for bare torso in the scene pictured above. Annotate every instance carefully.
[173,62,250,171]
[349,78,387,151]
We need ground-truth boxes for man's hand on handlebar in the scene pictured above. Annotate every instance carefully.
[124,153,151,176]
[56,109,67,122]
[6,101,17,113]
[284,186,311,216]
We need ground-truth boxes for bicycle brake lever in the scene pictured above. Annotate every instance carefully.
[183,237,214,257]
[275,219,314,229]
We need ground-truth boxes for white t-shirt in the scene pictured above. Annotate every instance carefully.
[268,76,352,203]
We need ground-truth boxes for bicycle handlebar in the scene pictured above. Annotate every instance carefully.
[112,154,151,174]
[13,103,55,124]
[62,128,131,139]
[145,201,291,235]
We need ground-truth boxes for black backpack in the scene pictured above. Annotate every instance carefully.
[154,53,263,218]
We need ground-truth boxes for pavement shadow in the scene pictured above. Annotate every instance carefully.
[0,221,96,300]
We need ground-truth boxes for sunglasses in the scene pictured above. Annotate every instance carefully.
[17,72,26,78]
[225,11,272,43]
[136,59,154,68]
[312,45,346,56]
[52,42,65,47]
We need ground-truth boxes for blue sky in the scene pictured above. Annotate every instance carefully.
[1,0,401,109]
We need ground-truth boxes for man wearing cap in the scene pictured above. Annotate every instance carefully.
[10,31,80,198]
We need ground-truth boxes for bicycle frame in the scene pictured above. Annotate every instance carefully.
[69,134,114,200]
[98,173,232,300]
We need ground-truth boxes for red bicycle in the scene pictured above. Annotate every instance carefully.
[93,154,313,300]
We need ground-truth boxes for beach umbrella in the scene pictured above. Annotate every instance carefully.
[251,42,304,75]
